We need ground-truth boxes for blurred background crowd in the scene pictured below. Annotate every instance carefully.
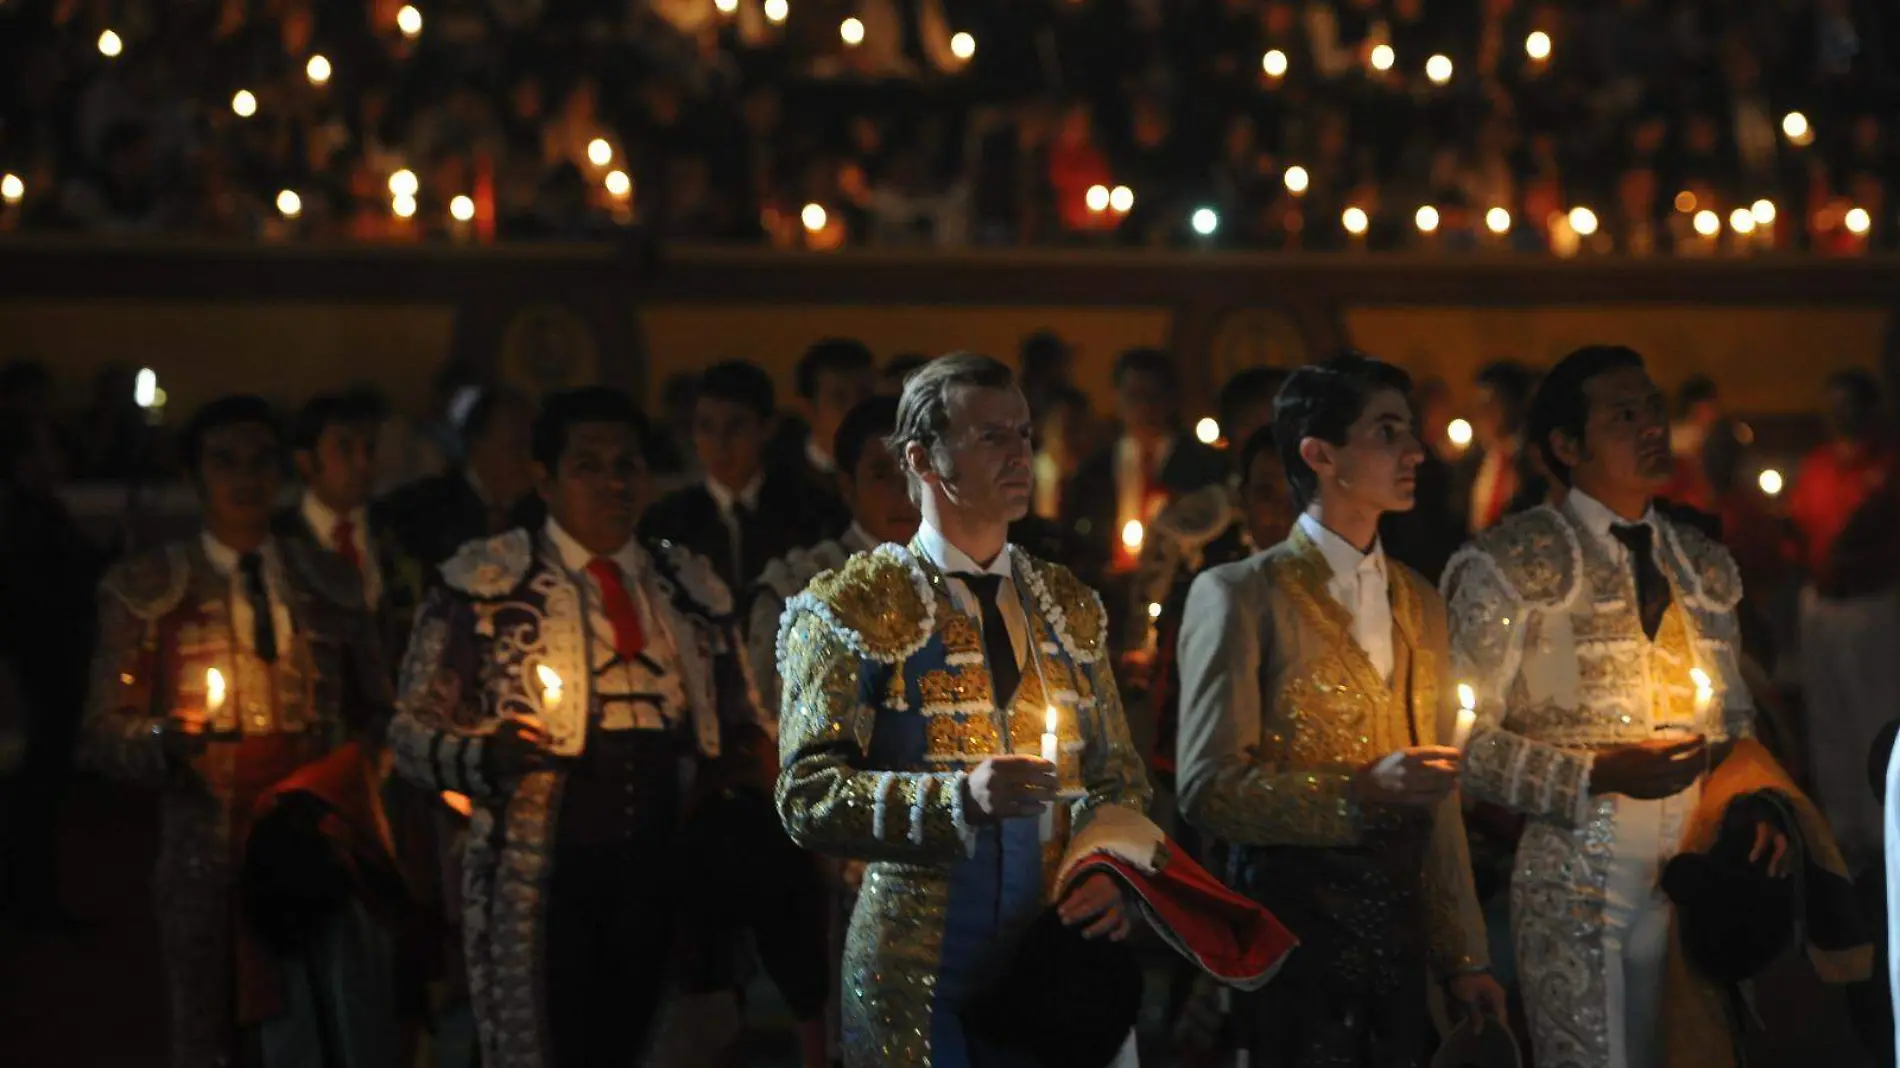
[1,0,1896,252]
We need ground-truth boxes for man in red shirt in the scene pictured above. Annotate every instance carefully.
[1788,370,1896,576]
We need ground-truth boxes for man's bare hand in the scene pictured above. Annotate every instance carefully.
[1058,873,1134,941]
[1589,737,1706,799]
[485,715,551,784]
[964,755,1058,823]
[1352,746,1462,807]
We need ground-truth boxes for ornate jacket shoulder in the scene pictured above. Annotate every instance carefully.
[1389,557,1447,616]
[1018,552,1108,664]
[100,544,191,622]
[653,540,737,620]
[786,544,935,664]
[756,539,850,603]
[1154,483,1237,552]
[284,540,367,610]
[1444,505,1581,611]
[440,529,534,600]
[1658,515,1744,612]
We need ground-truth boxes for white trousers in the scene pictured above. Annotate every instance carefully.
[1600,786,1698,1068]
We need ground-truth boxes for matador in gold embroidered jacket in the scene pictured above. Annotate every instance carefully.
[1175,521,1489,1065]
[775,538,1150,1068]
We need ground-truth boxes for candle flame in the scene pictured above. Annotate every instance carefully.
[1689,667,1712,692]
[206,668,226,708]
[536,664,563,693]
[1121,520,1144,551]
[1456,682,1475,710]
[1045,706,1058,734]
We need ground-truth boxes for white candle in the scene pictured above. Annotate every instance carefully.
[205,668,227,715]
[1450,682,1477,750]
[1040,706,1060,842]
[536,664,564,713]
[1690,667,1714,721]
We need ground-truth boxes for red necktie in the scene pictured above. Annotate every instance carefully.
[332,518,362,572]
[585,558,647,661]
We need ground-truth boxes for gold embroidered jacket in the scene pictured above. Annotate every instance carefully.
[774,540,1150,1067]
[1173,525,1490,977]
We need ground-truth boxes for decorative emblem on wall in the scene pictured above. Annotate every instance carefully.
[499,303,600,392]
[1206,306,1312,380]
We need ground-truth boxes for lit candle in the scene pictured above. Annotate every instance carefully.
[537,664,563,713]
[1121,519,1144,553]
[205,668,227,715]
[1040,706,1060,842]
[1690,667,1714,721]
[1450,682,1477,750]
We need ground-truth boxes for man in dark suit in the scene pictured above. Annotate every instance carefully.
[641,360,832,593]
[377,387,543,573]
[274,393,425,659]
[1062,346,1225,599]
[783,338,877,533]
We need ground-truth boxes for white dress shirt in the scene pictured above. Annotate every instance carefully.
[914,521,1027,667]
[200,531,293,655]
[545,520,686,732]
[301,491,382,608]
[1298,512,1393,682]
[1563,487,1660,564]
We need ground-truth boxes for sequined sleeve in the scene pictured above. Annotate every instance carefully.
[1175,566,1363,847]
[77,584,166,785]
[388,587,497,802]
[775,608,974,863]
[1444,551,1595,828]
[1072,605,1154,825]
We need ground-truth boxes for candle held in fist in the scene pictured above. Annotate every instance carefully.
[1450,682,1477,750]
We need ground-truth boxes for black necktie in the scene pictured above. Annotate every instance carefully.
[1610,523,1671,641]
[957,573,1021,709]
[239,552,278,663]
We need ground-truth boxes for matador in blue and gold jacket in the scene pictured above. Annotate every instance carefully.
[775,533,1152,1068]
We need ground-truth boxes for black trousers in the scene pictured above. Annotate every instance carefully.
[544,731,683,1067]
[1236,834,1432,1068]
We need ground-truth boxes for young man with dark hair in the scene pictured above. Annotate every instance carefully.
[392,386,769,1068]
[1063,346,1226,633]
[81,395,398,1068]
[1466,359,1539,533]
[380,387,544,570]
[1177,352,1504,1066]
[1443,345,1857,1068]
[793,338,879,478]
[276,392,423,655]
[642,359,835,591]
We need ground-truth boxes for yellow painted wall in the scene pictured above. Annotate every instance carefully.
[1344,304,1891,412]
[0,299,457,416]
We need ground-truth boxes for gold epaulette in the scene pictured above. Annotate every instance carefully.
[1016,552,1107,664]
[792,545,936,664]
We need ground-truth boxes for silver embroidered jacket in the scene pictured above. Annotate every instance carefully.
[389,529,764,1068]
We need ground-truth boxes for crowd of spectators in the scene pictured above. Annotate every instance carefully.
[0,0,1896,252]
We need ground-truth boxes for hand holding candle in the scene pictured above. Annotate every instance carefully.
[1450,682,1478,751]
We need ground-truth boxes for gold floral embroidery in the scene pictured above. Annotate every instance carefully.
[939,615,982,657]
[919,668,991,708]
[803,551,933,661]
[925,711,1002,759]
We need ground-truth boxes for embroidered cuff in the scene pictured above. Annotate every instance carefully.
[950,769,977,857]
[870,771,899,841]
[909,773,935,845]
